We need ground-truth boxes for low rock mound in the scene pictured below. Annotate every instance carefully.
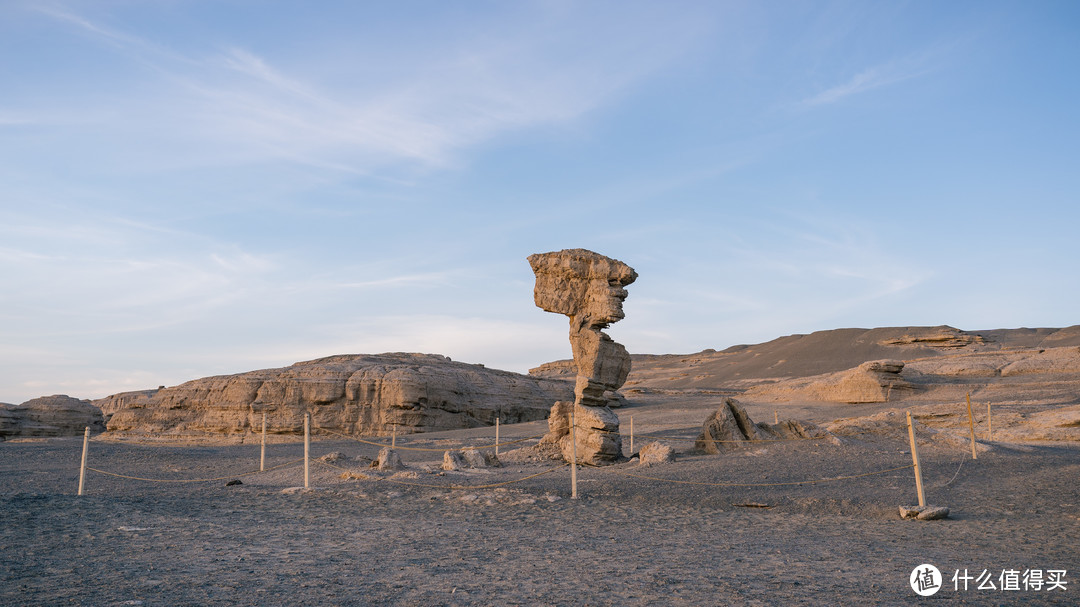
[443,448,500,470]
[747,360,913,403]
[97,353,573,439]
[694,398,831,453]
[0,395,105,440]
[638,441,676,465]
[695,398,766,453]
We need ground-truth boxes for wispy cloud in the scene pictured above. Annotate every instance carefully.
[30,4,705,174]
[797,54,937,108]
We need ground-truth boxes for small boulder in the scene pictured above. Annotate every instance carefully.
[899,505,950,520]
[443,449,499,470]
[373,447,405,471]
[443,450,467,471]
[638,441,675,465]
[462,448,500,468]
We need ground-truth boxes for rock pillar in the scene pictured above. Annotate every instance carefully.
[529,249,637,465]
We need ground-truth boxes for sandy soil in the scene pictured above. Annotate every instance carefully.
[2,398,1078,606]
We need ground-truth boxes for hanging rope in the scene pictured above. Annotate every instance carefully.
[85,458,305,483]
[606,463,916,488]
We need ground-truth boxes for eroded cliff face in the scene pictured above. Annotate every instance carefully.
[97,353,573,438]
[0,395,105,439]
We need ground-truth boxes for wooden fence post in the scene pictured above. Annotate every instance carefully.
[260,412,267,472]
[77,426,89,496]
[304,412,310,489]
[495,418,500,458]
[906,411,926,507]
[987,402,992,442]
[570,406,578,500]
[965,393,978,460]
[629,416,634,455]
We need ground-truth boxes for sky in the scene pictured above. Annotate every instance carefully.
[2,0,1078,404]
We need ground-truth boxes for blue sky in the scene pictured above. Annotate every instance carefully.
[2,1,1078,404]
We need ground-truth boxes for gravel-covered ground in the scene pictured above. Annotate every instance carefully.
[1,408,1078,606]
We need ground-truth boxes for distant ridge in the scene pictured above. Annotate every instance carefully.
[531,325,1080,391]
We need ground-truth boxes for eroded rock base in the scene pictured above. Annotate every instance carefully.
[541,401,623,465]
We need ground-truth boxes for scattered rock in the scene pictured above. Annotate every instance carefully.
[530,248,636,465]
[340,471,375,481]
[638,441,676,465]
[318,451,345,463]
[373,447,405,471]
[899,505,950,520]
[442,450,466,471]
[695,398,766,454]
[443,448,499,470]
[462,448,500,468]
[225,479,243,486]
[763,419,831,440]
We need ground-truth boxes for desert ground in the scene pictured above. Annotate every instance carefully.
[2,391,1077,606]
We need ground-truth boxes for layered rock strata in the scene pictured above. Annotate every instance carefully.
[695,397,830,453]
[745,359,914,403]
[97,353,573,438]
[529,248,637,464]
[0,395,105,440]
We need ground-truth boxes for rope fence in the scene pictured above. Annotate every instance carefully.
[85,458,305,484]
[630,432,830,444]
[607,463,916,488]
[312,457,570,491]
[68,406,984,511]
[312,425,544,452]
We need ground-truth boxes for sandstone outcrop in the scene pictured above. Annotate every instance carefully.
[638,441,676,465]
[442,448,500,471]
[746,360,914,403]
[0,395,105,440]
[97,353,573,439]
[810,360,914,403]
[530,325,1080,393]
[374,447,405,471]
[529,249,637,465]
[694,398,831,453]
[695,398,767,453]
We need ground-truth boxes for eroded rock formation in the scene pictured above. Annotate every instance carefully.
[694,397,831,453]
[638,441,676,465]
[745,359,914,403]
[97,353,573,439]
[529,248,637,464]
[694,398,767,453]
[0,395,105,440]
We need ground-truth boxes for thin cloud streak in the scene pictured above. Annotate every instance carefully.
[31,5,705,174]
[796,48,940,108]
